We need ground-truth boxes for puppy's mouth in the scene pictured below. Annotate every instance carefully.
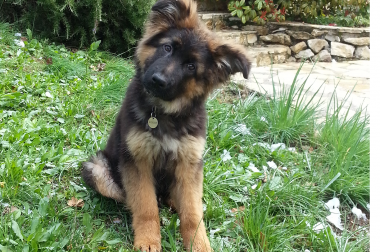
[143,83,173,101]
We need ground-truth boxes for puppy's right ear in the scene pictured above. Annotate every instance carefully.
[147,0,199,33]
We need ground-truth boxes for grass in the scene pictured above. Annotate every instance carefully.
[0,23,370,251]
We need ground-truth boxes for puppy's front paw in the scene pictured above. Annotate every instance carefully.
[187,236,212,252]
[134,236,161,252]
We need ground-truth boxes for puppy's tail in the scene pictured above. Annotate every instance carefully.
[82,151,125,202]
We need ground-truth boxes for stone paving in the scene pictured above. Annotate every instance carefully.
[231,60,370,121]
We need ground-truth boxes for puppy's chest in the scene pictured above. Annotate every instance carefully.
[126,127,205,169]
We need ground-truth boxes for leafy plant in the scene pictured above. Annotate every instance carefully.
[228,0,286,24]
[228,0,370,27]
[0,0,155,55]
[277,0,370,26]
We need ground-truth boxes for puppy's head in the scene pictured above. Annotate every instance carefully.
[136,0,251,113]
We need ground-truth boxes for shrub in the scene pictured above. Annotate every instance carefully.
[228,0,370,26]
[228,0,286,25]
[0,0,155,55]
[276,0,370,19]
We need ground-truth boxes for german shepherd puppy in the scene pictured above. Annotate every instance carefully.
[82,0,251,251]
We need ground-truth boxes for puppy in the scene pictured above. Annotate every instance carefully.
[82,0,251,251]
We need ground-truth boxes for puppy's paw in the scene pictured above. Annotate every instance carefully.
[188,240,212,252]
[134,239,161,252]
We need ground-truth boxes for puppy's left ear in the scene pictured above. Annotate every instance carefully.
[213,44,251,79]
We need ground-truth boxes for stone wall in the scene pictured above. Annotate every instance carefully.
[200,13,370,64]
[196,0,228,11]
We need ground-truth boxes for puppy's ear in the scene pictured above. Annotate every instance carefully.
[213,44,251,79]
[147,0,198,32]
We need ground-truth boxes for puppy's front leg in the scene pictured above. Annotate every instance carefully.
[122,163,161,252]
[171,161,212,252]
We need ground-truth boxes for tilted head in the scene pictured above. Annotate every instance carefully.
[136,0,251,113]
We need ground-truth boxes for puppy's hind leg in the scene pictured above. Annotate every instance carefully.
[82,151,125,202]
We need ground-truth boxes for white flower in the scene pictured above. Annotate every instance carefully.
[313,222,325,233]
[351,206,367,221]
[221,149,231,162]
[251,184,257,190]
[262,165,268,172]
[235,124,251,135]
[60,128,67,135]
[45,91,53,98]
[305,250,311,252]
[326,208,344,230]
[14,39,25,47]
[253,142,270,149]
[253,142,293,153]
[270,143,285,152]
[248,163,260,173]
[282,167,288,171]
[260,116,268,123]
[325,197,343,230]
[325,197,340,210]
[210,228,221,238]
[287,147,296,152]
[15,33,21,37]
[267,161,277,169]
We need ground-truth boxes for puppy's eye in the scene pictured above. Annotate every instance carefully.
[163,44,172,52]
[187,63,196,71]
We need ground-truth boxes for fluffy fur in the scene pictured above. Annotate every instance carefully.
[82,0,251,251]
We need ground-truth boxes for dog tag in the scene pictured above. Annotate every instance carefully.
[148,117,158,128]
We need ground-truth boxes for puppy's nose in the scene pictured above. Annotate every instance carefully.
[152,73,167,88]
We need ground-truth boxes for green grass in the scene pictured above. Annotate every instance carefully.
[0,24,370,251]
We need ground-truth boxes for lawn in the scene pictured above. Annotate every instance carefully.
[0,23,370,251]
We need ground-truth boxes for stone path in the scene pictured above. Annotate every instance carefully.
[231,60,370,121]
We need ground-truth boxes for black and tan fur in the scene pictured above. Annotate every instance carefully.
[82,0,251,251]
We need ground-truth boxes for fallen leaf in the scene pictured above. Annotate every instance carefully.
[0,182,5,188]
[263,171,268,183]
[67,197,84,208]
[231,206,245,213]
[2,206,18,215]
[45,57,53,65]
[97,63,106,71]
[259,232,268,251]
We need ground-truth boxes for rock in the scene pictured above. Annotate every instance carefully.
[311,29,328,37]
[307,39,329,53]
[331,42,355,58]
[215,20,225,31]
[354,46,370,60]
[242,25,268,35]
[286,30,313,40]
[295,49,314,59]
[313,50,332,62]
[342,37,370,46]
[290,41,307,54]
[286,56,296,62]
[246,45,290,67]
[247,34,258,44]
[325,34,340,42]
[272,28,287,33]
[259,34,292,45]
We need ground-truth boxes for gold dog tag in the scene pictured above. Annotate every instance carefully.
[148,117,158,128]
